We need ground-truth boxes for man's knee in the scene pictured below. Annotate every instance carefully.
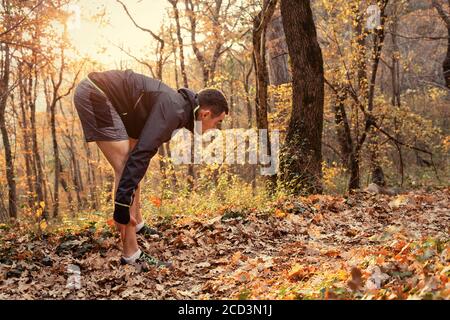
[114,151,132,176]
[97,140,132,171]
[114,168,124,179]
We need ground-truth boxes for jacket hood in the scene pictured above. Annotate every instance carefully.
[178,88,198,108]
[177,88,198,133]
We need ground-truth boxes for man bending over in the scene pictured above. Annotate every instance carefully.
[73,69,228,268]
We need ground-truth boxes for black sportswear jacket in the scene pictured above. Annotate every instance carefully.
[88,69,198,223]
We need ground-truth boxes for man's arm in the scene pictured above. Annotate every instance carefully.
[114,92,181,224]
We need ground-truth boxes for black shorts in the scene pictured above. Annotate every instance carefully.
[73,78,129,142]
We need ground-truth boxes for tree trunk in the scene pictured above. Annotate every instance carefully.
[50,99,60,217]
[367,1,389,186]
[244,62,253,128]
[63,113,85,212]
[243,62,257,194]
[170,0,189,88]
[28,69,47,216]
[158,145,168,188]
[266,7,291,85]
[332,88,361,190]
[279,0,324,194]
[71,138,85,210]
[18,66,35,207]
[229,80,235,128]
[170,30,180,89]
[164,143,178,188]
[58,101,76,212]
[84,141,98,210]
[444,25,450,88]
[252,0,278,192]
[184,0,225,86]
[432,0,450,88]
[0,45,17,219]
[43,76,60,217]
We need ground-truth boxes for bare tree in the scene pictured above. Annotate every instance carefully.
[168,0,189,88]
[116,0,167,80]
[43,24,83,217]
[184,0,237,86]
[116,0,179,190]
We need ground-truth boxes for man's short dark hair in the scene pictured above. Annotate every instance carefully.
[197,88,229,117]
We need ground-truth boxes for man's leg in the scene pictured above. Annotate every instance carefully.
[96,140,139,257]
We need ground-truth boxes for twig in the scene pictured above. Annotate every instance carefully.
[373,123,441,182]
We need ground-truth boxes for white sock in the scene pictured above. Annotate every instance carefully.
[122,249,142,264]
[135,221,145,232]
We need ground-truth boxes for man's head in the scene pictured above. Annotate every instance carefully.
[195,88,228,133]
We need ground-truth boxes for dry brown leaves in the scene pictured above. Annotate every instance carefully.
[0,187,448,300]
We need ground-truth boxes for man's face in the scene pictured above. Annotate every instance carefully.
[198,108,226,133]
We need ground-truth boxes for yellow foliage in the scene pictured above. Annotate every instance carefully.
[39,219,47,231]
[322,161,347,190]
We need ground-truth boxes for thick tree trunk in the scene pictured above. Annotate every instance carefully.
[279,0,324,194]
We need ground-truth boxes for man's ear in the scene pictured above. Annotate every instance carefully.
[199,108,211,119]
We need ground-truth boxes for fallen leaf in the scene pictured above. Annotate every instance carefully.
[347,267,363,291]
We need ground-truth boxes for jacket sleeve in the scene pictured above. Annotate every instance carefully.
[114,92,181,221]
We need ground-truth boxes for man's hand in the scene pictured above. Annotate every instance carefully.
[115,216,137,242]
[113,203,137,241]
[114,203,132,224]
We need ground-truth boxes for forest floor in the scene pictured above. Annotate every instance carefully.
[0,187,449,300]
